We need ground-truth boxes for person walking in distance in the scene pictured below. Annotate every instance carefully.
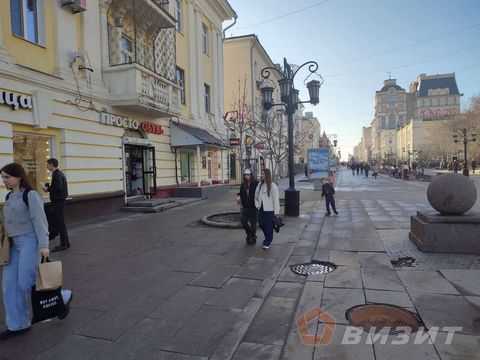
[42,159,70,252]
[471,160,476,174]
[321,178,338,216]
[236,168,259,245]
[255,169,280,250]
[327,170,336,186]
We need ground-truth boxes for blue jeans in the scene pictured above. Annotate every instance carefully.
[258,209,274,246]
[2,232,39,331]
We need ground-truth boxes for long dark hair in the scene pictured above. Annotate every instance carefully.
[1,163,34,191]
[261,168,272,197]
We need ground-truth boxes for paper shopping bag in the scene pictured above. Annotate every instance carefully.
[36,257,62,291]
[31,286,66,323]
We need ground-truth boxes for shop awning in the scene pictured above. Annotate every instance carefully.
[170,122,229,149]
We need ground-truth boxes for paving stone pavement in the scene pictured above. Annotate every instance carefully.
[235,169,480,360]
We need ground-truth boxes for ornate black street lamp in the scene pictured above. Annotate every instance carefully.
[453,128,478,176]
[260,58,323,216]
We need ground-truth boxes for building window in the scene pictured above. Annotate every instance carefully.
[10,0,45,44]
[388,114,395,129]
[176,67,186,105]
[120,35,133,64]
[202,23,209,54]
[204,84,210,113]
[13,132,54,192]
[174,0,182,32]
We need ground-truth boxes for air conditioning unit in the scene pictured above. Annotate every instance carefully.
[61,0,87,13]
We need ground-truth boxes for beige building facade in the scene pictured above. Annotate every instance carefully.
[223,34,282,181]
[0,0,235,220]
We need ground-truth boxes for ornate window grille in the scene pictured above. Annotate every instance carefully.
[107,0,176,83]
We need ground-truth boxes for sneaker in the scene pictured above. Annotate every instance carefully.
[262,245,271,250]
[334,211,339,215]
[0,327,31,341]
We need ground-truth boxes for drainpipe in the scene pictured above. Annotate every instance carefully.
[250,37,257,175]
[222,12,238,39]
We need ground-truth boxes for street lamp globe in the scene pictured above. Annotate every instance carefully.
[293,89,300,110]
[279,78,293,103]
[472,133,478,142]
[260,86,274,111]
[307,79,320,105]
[453,134,459,143]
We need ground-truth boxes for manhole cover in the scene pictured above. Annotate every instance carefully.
[291,261,336,276]
[346,304,420,334]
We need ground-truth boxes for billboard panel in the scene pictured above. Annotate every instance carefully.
[307,148,330,179]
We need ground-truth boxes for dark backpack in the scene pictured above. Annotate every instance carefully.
[5,188,31,207]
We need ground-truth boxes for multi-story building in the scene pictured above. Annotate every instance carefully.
[299,111,321,161]
[223,34,282,181]
[371,79,407,160]
[356,73,463,165]
[396,73,462,163]
[0,0,235,220]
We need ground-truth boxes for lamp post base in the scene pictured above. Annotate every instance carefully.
[284,188,300,217]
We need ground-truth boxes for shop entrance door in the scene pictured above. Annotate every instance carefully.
[142,147,156,196]
[125,145,156,197]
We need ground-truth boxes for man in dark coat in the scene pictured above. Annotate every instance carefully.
[43,158,70,251]
[237,168,259,245]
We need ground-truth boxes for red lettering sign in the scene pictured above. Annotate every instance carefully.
[141,122,164,135]
[416,107,458,119]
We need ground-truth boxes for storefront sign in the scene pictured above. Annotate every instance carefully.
[101,112,140,129]
[0,89,33,110]
[416,107,459,119]
[100,112,164,135]
[141,121,164,135]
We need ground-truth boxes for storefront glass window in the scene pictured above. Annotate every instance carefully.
[13,132,53,191]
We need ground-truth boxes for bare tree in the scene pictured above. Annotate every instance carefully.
[247,106,307,181]
[209,75,254,181]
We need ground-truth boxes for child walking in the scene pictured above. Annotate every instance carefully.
[321,178,338,216]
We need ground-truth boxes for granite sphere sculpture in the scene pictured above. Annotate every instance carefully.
[427,173,477,215]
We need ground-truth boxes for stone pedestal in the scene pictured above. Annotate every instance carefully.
[409,210,480,254]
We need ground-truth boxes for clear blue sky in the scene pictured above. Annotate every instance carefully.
[225,0,480,160]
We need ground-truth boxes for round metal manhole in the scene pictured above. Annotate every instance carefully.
[291,261,336,276]
[346,304,420,334]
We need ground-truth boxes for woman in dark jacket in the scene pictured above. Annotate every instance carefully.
[236,168,259,245]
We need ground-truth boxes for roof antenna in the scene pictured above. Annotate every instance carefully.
[387,71,392,80]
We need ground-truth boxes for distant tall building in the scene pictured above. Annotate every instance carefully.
[356,73,462,164]
[371,79,407,159]
[408,73,461,120]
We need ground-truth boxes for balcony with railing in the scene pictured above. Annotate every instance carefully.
[102,0,181,116]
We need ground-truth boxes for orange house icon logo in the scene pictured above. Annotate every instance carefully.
[297,308,336,346]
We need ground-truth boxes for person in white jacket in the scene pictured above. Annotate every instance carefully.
[255,169,280,250]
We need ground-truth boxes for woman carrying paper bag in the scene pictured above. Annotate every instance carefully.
[0,163,71,340]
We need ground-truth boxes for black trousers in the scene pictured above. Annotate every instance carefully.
[240,207,258,242]
[46,202,69,246]
[325,195,337,214]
